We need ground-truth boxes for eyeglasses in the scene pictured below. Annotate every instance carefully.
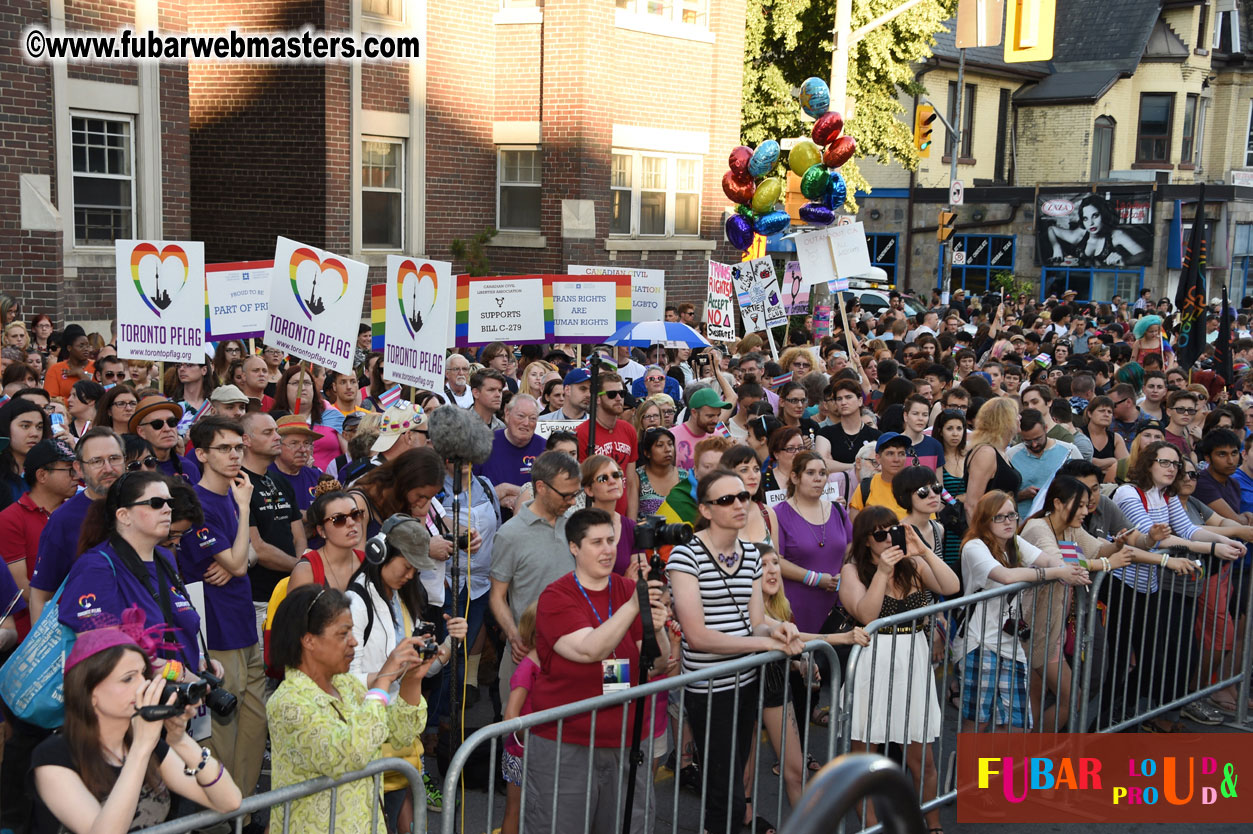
[125,456,160,472]
[112,400,138,410]
[1155,458,1182,469]
[82,454,124,469]
[142,417,180,431]
[161,527,192,544]
[282,439,314,449]
[992,512,1020,524]
[125,497,174,511]
[224,346,242,355]
[541,480,580,501]
[1172,407,1197,415]
[325,509,365,527]
[594,471,624,484]
[209,444,245,456]
[784,397,808,406]
[407,428,428,437]
[914,484,943,499]
[791,362,811,370]
[780,445,805,454]
[599,390,625,399]
[705,491,752,507]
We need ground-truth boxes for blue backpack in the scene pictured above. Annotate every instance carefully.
[0,552,115,729]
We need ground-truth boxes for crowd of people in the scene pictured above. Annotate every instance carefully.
[0,285,1251,834]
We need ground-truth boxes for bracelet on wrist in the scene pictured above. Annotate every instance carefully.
[365,687,392,707]
[1102,557,1111,572]
[198,760,226,788]
[182,746,210,777]
[1160,554,1170,568]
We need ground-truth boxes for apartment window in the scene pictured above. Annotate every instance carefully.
[609,151,702,237]
[498,147,542,232]
[362,0,404,23]
[1214,0,1242,52]
[616,0,708,27]
[994,89,1010,182]
[1246,101,1253,166]
[1136,93,1174,164]
[945,81,976,158]
[362,138,404,249]
[71,114,134,247]
[1181,94,1199,164]
[1092,117,1115,181]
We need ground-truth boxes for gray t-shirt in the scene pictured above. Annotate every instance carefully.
[489,499,573,622]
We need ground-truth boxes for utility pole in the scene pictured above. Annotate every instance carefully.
[946,48,965,297]
[828,0,930,118]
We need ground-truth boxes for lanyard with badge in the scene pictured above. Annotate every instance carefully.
[573,574,630,692]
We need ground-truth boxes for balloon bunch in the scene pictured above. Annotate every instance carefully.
[722,76,855,251]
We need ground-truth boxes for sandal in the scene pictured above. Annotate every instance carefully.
[809,705,831,727]
[772,755,823,776]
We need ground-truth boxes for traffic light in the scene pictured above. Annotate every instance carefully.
[1005,0,1055,62]
[914,105,937,158]
[937,210,957,243]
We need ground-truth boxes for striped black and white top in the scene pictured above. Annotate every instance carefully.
[1112,484,1198,594]
[667,537,762,693]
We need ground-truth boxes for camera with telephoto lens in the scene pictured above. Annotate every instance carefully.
[413,620,439,660]
[634,515,693,552]
[162,669,237,719]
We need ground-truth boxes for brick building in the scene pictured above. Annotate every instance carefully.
[2,0,748,330]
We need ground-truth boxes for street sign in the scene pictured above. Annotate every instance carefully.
[952,250,967,266]
[950,180,965,206]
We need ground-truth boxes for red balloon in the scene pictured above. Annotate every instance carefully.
[728,146,753,177]
[824,135,856,169]
[722,169,756,204]
[811,111,844,146]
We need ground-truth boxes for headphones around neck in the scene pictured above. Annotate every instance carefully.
[364,513,409,565]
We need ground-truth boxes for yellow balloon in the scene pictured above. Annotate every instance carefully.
[750,177,784,213]
[788,140,822,176]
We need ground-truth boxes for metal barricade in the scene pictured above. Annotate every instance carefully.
[142,757,425,834]
[1076,552,1253,732]
[779,753,925,834]
[438,640,841,834]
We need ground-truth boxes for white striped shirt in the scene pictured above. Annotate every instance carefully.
[667,538,762,693]
[1111,484,1198,594]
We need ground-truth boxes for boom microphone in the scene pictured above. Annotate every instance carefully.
[427,404,493,465]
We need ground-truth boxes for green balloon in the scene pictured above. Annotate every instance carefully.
[788,140,822,176]
[800,164,832,200]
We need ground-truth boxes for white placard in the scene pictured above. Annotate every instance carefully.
[830,222,873,280]
[115,240,207,364]
[536,419,581,438]
[552,279,619,339]
[264,236,369,374]
[463,276,547,344]
[732,257,787,333]
[384,256,454,392]
[764,489,787,507]
[205,260,271,341]
[705,261,737,344]
[569,264,665,322]
[795,227,838,289]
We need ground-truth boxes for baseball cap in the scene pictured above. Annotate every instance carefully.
[371,404,425,453]
[564,368,591,386]
[342,412,365,432]
[689,388,730,411]
[209,385,249,404]
[24,438,74,482]
[1139,418,1168,434]
[875,432,912,453]
[379,514,437,571]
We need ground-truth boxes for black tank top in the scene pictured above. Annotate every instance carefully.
[967,444,1022,497]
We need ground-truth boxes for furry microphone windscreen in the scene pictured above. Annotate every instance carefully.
[427,403,494,464]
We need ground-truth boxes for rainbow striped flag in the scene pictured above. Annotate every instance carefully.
[377,384,403,409]
[771,372,792,389]
[370,283,386,352]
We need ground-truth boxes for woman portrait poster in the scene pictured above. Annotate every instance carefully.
[1037,191,1153,268]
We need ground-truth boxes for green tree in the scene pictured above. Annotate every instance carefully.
[742,0,958,210]
[449,228,497,276]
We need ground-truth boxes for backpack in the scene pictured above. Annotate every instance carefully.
[346,580,376,647]
[0,551,116,728]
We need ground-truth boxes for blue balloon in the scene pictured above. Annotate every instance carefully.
[823,171,848,211]
[799,203,835,226]
[747,140,781,177]
[799,77,830,119]
[754,210,790,236]
[726,214,755,251]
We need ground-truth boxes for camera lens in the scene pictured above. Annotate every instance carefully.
[204,686,238,719]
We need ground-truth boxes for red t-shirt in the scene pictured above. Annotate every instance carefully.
[576,418,638,515]
[0,493,52,638]
[531,572,643,747]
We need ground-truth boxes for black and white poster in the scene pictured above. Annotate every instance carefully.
[1035,191,1154,268]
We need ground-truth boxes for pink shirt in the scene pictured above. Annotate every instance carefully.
[670,422,707,470]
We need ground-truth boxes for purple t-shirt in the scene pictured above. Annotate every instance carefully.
[269,464,322,512]
[30,490,94,593]
[61,541,201,670]
[178,485,256,650]
[157,451,201,485]
[1194,470,1243,517]
[0,555,26,620]
[476,430,547,488]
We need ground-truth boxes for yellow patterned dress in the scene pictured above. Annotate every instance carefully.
[267,668,427,832]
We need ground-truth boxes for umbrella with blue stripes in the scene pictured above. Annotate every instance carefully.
[603,320,711,348]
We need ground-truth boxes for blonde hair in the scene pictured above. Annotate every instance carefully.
[779,347,815,375]
[518,601,538,648]
[970,397,1019,449]
[759,546,793,623]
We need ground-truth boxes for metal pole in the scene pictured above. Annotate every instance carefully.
[828,0,854,117]
[945,48,965,298]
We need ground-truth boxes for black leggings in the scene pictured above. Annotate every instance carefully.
[685,678,761,834]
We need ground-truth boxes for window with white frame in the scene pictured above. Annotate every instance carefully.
[610,150,702,237]
[71,114,134,247]
[498,147,542,232]
[362,138,404,249]
[1246,101,1253,167]
[362,0,404,23]
[615,0,708,27]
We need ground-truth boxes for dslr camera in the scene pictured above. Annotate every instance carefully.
[634,515,693,552]
[1002,617,1031,641]
[161,669,237,719]
[413,620,440,660]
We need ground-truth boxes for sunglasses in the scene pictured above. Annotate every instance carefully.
[1182,471,1199,481]
[325,509,365,527]
[142,417,180,431]
[125,497,173,510]
[870,526,900,542]
[705,490,752,507]
[125,456,160,472]
[599,390,625,399]
[594,471,624,484]
[914,484,943,499]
